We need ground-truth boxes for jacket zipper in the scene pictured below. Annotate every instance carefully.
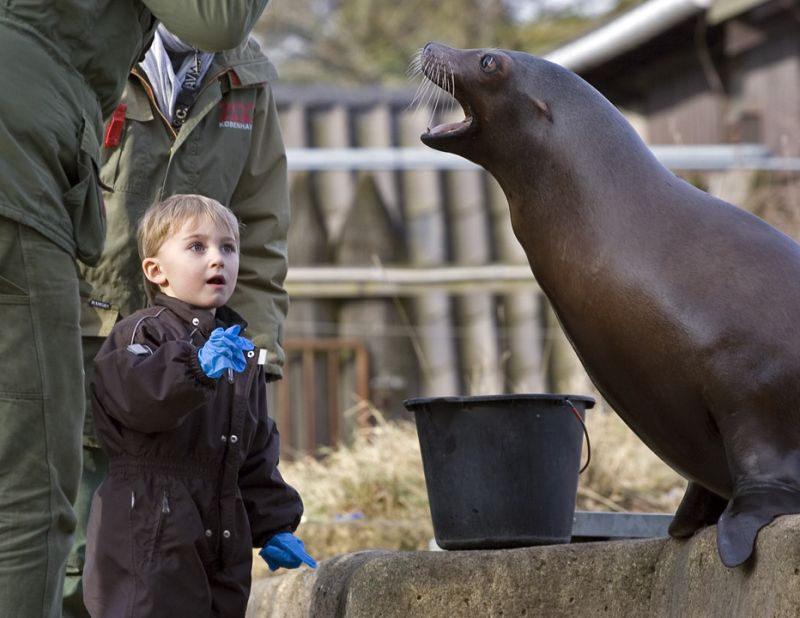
[131,69,177,139]
[131,66,234,199]
[131,66,232,141]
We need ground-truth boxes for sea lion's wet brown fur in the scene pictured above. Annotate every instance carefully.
[419,42,800,567]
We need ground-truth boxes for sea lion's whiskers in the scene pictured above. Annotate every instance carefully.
[417,59,439,111]
[411,71,437,114]
[407,51,458,126]
[407,49,437,112]
[427,62,445,129]
[426,77,441,109]
[413,68,438,112]
[408,76,430,111]
[406,50,423,78]
[447,60,456,101]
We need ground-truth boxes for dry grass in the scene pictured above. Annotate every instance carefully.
[255,409,431,573]
[577,401,686,513]
[280,407,430,522]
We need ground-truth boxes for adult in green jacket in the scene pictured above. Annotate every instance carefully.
[0,3,268,617]
[63,29,290,617]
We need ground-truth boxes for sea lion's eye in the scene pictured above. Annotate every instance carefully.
[480,54,496,72]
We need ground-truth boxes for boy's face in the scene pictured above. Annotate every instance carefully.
[142,216,239,312]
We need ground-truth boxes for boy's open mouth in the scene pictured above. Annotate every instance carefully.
[207,275,226,285]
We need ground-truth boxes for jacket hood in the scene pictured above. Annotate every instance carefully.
[215,36,278,85]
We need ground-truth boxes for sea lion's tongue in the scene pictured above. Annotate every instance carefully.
[428,118,471,137]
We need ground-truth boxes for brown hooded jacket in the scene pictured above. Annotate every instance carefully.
[83,293,302,617]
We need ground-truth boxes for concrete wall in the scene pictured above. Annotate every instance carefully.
[247,514,800,617]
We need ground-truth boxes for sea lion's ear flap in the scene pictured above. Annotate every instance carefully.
[530,96,553,123]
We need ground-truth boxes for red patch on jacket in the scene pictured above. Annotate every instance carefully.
[218,102,254,130]
[104,103,127,148]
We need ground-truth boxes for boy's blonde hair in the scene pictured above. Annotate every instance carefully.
[138,194,240,299]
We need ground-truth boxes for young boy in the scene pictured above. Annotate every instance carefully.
[83,194,314,618]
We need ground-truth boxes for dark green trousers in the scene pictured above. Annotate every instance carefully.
[62,336,107,618]
[0,219,82,618]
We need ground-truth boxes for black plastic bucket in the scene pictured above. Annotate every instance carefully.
[404,394,594,550]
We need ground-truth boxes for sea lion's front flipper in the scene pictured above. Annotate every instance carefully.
[717,481,800,567]
[668,481,727,538]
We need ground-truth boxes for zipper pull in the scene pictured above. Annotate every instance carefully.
[161,490,170,514]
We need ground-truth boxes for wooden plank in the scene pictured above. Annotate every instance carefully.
[336,174,418,419]
[444,113,501,394]
[487,177,546,393]
[310,104,355,241]
[397,105,459,397]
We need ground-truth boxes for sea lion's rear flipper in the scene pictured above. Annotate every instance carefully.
[717,482,800,567]
[668,481,727,538]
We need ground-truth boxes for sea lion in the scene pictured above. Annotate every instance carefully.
[417,41,800,568]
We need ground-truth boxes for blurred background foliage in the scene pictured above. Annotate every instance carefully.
[256,0,644,85]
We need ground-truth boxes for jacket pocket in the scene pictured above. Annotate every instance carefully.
[64,112,106,267]
[0,273,27,296]
[0,244,39,397]
[147,488,171,562]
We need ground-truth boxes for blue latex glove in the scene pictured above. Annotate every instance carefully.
[197,325,254,379]
[259,532,317,571]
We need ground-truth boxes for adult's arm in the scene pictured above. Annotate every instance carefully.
[230,82,290,380]
[239,379,303,546]
[144,0,270,51]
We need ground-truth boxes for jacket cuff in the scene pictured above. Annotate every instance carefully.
[251,335,285,374]
[188,349,218,388]
[264,362,283,382]
[254,524,297,549]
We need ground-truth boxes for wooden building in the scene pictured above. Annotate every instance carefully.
[553,0,800,155]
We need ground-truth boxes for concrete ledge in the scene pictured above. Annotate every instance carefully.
[247,514,800,617]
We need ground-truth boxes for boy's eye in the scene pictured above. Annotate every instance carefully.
[222,243,237,254]
[189,242,205,252]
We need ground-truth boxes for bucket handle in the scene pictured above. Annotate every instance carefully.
[565,398,591,474]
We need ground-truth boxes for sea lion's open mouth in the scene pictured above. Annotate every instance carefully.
[420,87,476,145]
[418,47,477,148]
[425,109,474,139]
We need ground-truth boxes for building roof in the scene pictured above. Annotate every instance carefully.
[544,0,770,73]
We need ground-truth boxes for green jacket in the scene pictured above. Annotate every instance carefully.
[0,0,268,266]
[79,37,289,382]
